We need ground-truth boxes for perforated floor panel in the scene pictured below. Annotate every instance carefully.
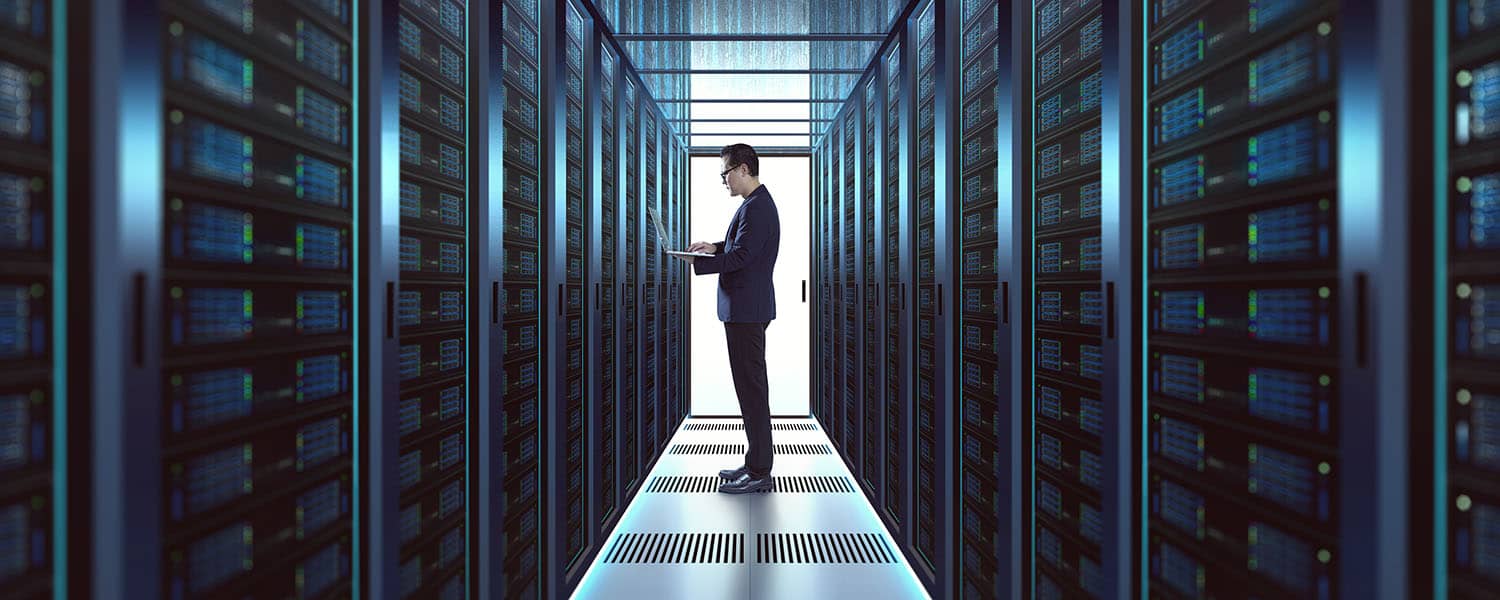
[646,476,857,494]
[570,418,930,600]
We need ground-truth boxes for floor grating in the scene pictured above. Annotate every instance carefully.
[754,533,897,564]
[645,475,856,494]
[602,533,745,564]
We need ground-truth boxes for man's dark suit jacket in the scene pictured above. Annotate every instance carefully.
[692,184,780,323]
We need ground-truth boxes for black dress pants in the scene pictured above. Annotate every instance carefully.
[725,322,773,475]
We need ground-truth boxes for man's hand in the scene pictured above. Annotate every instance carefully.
[686,241,716,254]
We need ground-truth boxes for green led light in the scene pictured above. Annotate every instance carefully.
[1318,462,1332,475]
[1317,22,1332,36]
[1457,494,1472,511]
[1457,282,1472,299]
[1457,389,1472,405]
[1318,287,1331,299]
[1457,70,1473,87]
[1318,110,1332,123]
[1319,375,1331,386]
[168,21,183,36]
[1456,176,1472,194]
[1318,549,1332,563]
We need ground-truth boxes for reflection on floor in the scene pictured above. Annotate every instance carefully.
[570,417,931,600]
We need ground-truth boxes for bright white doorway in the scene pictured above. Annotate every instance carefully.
[688,155,811,417]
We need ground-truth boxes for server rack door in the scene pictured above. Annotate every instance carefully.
[1027,0,1112,595]
[621,79,641,491]
[909,0,955,591]
[492,0,545,594]
[956,0,1016,596]
[593,41,620,536]
[1441,0,1500,596]
[550,0,592,590]
[883,39,912,540]
[391,0,472,592]
[846,102,863,475]
[0,0,61,594]
[101,0,362,595]
[1139,0,1392,597]
[642,106,659,456]
[861,75,884,501]
[830,123,844,451]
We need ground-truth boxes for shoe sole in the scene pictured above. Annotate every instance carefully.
[717,482,773,494]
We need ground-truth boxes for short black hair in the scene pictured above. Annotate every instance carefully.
[719,143,759,177]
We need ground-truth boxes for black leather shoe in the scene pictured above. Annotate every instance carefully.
[718,473,773,494]
[718,465,749,480]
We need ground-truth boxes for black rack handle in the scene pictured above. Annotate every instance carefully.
[802,280,807,303]
[1356,272,1368,367]
[1106,282,1116,339]
[133,272,146,366]
[492,281,500,324]
[1002,281,1010,325]
[385,281,395,339]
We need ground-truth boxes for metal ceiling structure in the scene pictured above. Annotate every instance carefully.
[587,0,910,152]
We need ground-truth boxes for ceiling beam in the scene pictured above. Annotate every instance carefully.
[653,98,846,103]
[637,68,865,75]
[615,33,887,42]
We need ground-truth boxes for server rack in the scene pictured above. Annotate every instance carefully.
[593,41,620,536]
[1143,0,1345,598]
[843,103,861,473]
[549,0,590,588]
[492,0,544,595]
[622,78,641,493]
[957,0,1007,596]
[910,0,954,589]
[861,76,884,500]
[883,40,911,539]
[0,0,59,594]
[1027,0,1108,595]
[642,105,659,456]
[150,0,359,595]
[1441,0,1500,597]
[393,0,470,593]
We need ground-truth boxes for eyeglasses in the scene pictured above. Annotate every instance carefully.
[720,165,740,181]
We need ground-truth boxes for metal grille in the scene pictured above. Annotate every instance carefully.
[645,476,856,494]
[775,443,832,455]
[602,533,745,563]
[681,422,819,431]
[669,443,747,455]
[754,533,897,564]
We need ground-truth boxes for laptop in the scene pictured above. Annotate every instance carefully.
[647,205,714,257]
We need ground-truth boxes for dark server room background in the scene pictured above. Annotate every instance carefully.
[0,0,1489,598]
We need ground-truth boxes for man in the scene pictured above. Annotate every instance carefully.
[674,143,780,494]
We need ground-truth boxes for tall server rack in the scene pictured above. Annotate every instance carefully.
[1442,0,1500,596]
[1028,0,1107,595]
[861,76,883,499]
[0,0,58,594]
[1144,0,1344,597]
[594,42,620,537]
[622,78,641,494]
[816,138,832,430]
[957,0,1007,596]
[394,0,469,593]
[883,41,910,539]
[843,103,861,471]
[494,0,544,594]
[153,0,357,594]
[550,0,591,587]
[910,0,954,589]
[642,104,659,455]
